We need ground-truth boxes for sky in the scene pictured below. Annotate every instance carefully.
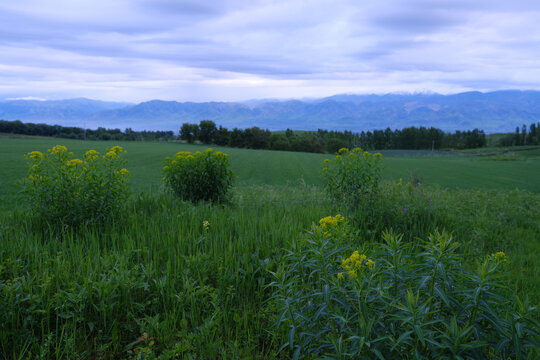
[1,0,540,102]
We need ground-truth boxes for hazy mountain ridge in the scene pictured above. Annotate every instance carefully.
[1,91,539,133]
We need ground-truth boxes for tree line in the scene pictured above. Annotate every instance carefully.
[0,118,492,153]
[0,120,175,141]
[497,122,540,146]
[181,121,486,153]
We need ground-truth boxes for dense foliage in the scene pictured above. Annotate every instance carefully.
[163,148,233,203]
[0,119,175,141]
[181,120,487,152]
[23,145,130,227]
[0,139,539,359]
[273,219,539,359]
[0,118,495,152]
[497,122,540,147]
[322,147,383,215]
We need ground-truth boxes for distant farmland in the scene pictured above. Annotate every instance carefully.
[1,137,539,212]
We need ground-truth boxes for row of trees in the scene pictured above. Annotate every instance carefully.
[181,121,486,153]
[0,118,490,153]
[0,120,175,141]
[320,127,486,151]
[181,121,327,152]
[497,122,540,146]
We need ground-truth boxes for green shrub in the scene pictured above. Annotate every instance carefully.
[163,148,233,203]
[23,145,130,227]
[322,148,383,214]
[273,216,540,359]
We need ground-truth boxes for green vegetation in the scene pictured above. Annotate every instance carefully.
[22,145,130,227]
[275,227,537,358]
[0,136,539,358]
[0,119,175,141]
[497,122,540,147]
[163,148,233,203]
[322,147,383,213]
[180,120,486,152]
[2,137,540,213]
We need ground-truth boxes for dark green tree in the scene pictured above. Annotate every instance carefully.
[229,128,245,148]
[325,137,348,154]
[198,120,217,144]
[214,125,230,146]
[180,123,199,144]
[270,133,291,151]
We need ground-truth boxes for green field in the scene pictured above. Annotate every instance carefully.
[2,137,540,212]
[0,136,539,359]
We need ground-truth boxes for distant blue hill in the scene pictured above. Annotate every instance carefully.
[0,98,132,127]
[1,91,539,133]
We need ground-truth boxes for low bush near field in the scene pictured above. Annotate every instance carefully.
[163,148,233,203]
[322,148,383,215]
[23,145,130,227]
[273,216,540,359]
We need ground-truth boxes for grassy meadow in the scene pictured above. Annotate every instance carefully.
[0,135,539,358]
[2,137,540,212]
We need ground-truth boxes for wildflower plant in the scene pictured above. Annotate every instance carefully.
[322,147,383,215]
[163,148,233,204]
[273,217,540,359]
[23,145,130,227]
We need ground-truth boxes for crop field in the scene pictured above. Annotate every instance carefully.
[1,137,540,212]
[0,135,539,359]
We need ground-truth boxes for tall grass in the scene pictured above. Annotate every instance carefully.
[1,138,539,358]
[0,186,331,359]
[1,182,539,358]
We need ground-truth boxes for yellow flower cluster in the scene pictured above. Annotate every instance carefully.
[119,168,129,176]
[203,220,210,230]
[174,149,224,162]
[106,146,124,159]
[490,251,507,262]
[49,145,68,155]
[27,150,43,159]
[174,151,196,161]
[338,148,349,154]
[175,151,191,158]
[319,214,345,230]
[84,149,100,161]
[338,250,374,279]
[66,159,83,167]
[215,151,228,159]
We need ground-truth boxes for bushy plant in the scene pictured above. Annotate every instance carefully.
[322,148,383,214]
[273,216,539,359]
[163,148,233,203]
[23,145,130,226]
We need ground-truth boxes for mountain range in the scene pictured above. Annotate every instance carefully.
[2,90,540,133]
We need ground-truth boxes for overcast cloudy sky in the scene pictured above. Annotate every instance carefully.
[1,0,539,102]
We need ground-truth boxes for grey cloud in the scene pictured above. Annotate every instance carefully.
[367,9,464,34]
[138,0,223,15]
[134,0,258,16]
[1,0,540,101]
[0,4,181,39]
